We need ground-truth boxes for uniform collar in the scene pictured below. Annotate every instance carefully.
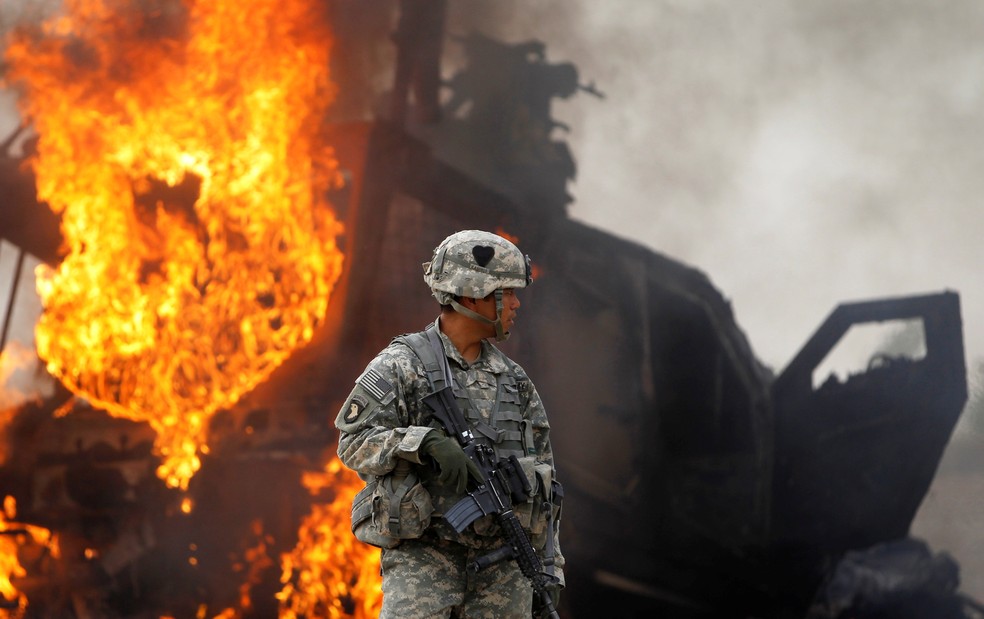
[432,318,509,374]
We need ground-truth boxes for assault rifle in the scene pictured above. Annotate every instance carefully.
[423,385,561,619]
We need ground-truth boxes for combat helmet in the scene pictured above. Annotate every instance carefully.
[422,230,533,341]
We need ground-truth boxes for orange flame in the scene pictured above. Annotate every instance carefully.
[0,497,53,618]
[0,342,41,467]
[235,519,274,614]
[3,0,343,489]
[495,227,543,280]
[278,457,382,618]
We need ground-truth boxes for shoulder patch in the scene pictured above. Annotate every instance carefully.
[335,389,380,431]
[343,394,370,424]
[515,378,533,401]
[358,367,394,403]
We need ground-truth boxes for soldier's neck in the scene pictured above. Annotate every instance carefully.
[438,313,487,363]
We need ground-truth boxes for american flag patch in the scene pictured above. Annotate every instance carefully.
[359,368,393,402]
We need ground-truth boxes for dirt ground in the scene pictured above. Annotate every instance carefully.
[910,428,984,601]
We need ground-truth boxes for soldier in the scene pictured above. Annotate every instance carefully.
[336,230,564,618]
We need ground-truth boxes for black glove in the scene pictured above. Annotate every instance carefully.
[420,432,482,494]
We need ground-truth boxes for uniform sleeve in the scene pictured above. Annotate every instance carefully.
[334,344,436,477]
[524,379,552,466]
[523,377,566,586]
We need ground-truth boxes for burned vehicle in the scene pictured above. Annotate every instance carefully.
[318,124,971,619]
[1,125,973,619]
[0,1,974,617]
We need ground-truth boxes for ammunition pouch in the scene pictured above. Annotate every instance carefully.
[545,477,564,575]
[351,462,434,549]
[512,457,554,547]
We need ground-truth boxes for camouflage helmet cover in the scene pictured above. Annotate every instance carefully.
[422,230,532,304]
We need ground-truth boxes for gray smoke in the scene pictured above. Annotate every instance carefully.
[451,0,984,376]
[448,0,984,601]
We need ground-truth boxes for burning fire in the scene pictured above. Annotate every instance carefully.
[0,342,40,411]
[0,496,53,618]
[495,227,543,280]
[0,342,41,466]
[233,519,274,615]
[3,0,344,489]
[278,457,383,618]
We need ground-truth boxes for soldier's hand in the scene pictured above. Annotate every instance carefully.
[421,433,482,493]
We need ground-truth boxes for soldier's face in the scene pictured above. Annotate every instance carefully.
[500,289,520,331]
[473,288,520,334]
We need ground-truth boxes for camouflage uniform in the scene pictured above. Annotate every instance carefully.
[336,322,563,618]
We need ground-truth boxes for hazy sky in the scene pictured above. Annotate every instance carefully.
[455,0,984,374]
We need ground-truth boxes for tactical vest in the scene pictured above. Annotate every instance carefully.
[394,324,537,462]
[395,324,561,570]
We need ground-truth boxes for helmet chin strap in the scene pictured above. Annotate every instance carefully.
[450,290,510,342]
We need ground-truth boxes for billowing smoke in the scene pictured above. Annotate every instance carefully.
[451,0,984,376]
[450,0,984,601]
